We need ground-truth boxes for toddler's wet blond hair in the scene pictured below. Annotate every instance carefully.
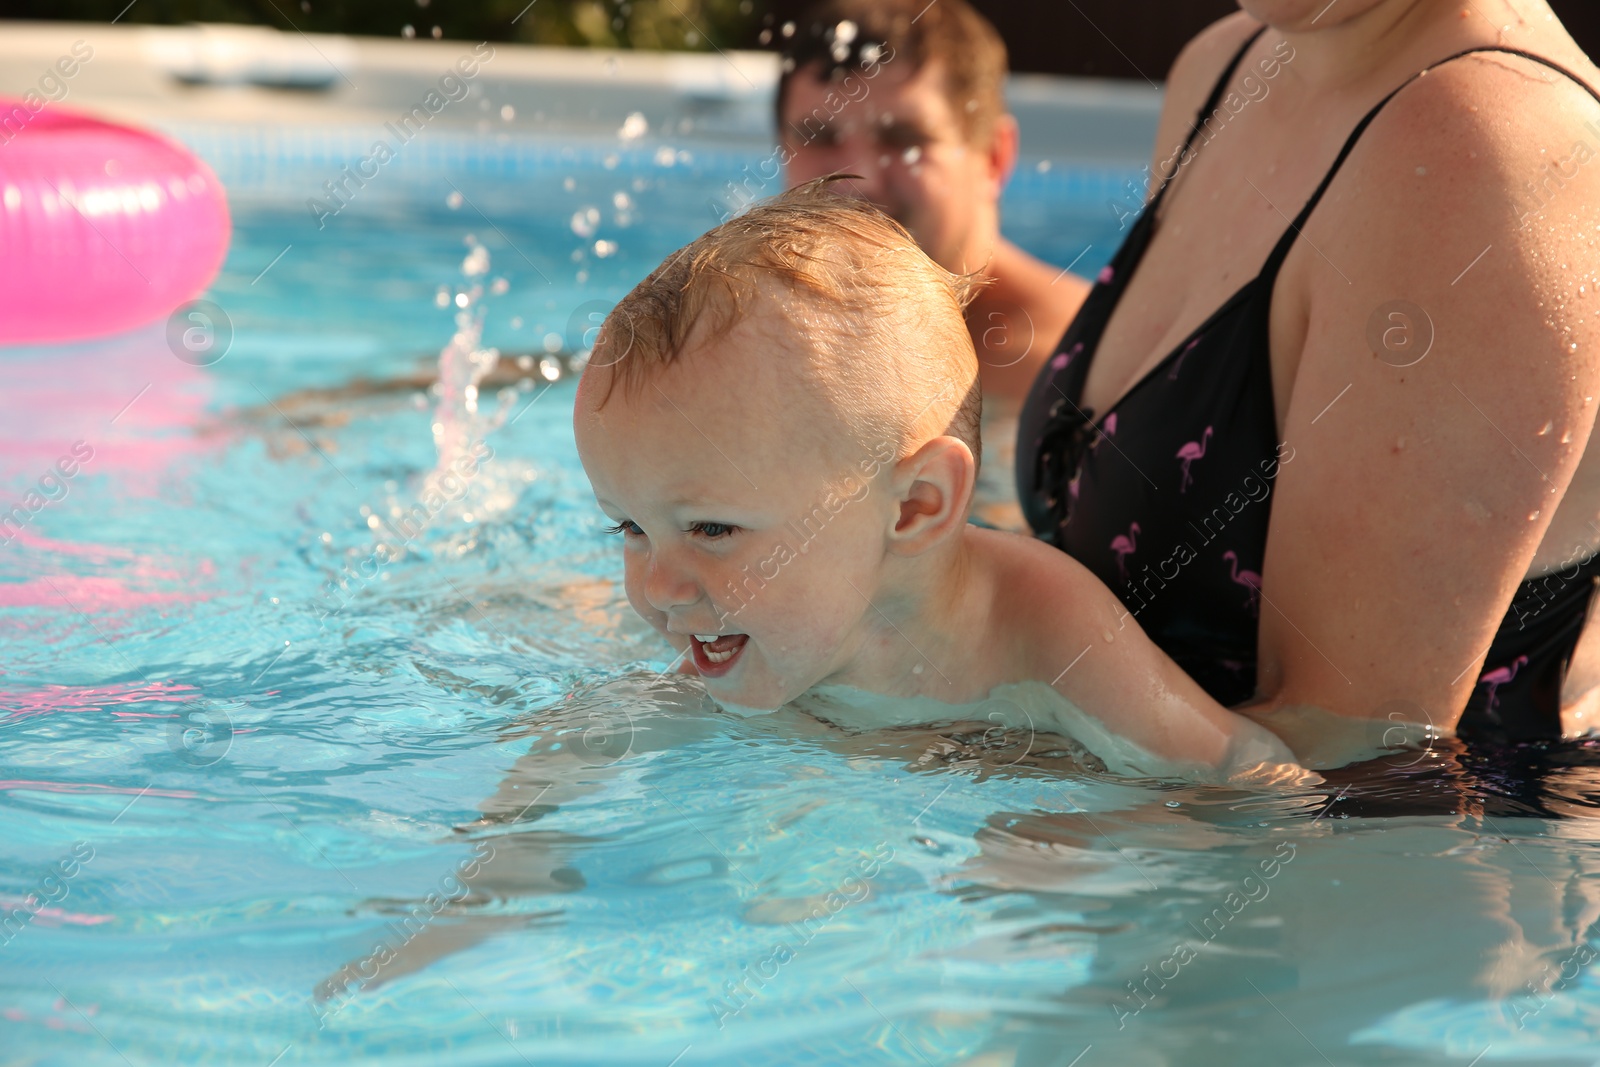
[586,178,984,469]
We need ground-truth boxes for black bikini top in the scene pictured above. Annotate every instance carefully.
[1015,26,1600,741]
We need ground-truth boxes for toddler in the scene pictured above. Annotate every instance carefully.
[573,181,1302,781]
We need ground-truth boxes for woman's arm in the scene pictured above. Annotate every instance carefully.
[1255,55,1600,737]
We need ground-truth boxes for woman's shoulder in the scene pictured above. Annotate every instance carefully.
[1356,40,1600,151]
[1323,39,1600,269]
[1167,9,1263,86]
[1148,12,1266,181]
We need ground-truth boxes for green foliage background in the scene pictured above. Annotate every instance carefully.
[0,0,763,50]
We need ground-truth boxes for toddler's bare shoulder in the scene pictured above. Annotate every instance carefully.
[969,528,1122,637]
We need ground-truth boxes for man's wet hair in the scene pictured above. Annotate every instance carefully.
[773,0,1009,143]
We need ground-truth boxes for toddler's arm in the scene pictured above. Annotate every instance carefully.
[1000,535,1307,782]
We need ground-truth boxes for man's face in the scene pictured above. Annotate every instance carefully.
[780,58,996,273]
[574,308,903,712]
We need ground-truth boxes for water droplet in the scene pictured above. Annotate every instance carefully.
[543,332,562,353]
[500,105,515,122]
[1102,629,1114,643]
[1529,510,1541,521]
[570,206,600,238]
[593,239,618,258]
[1538,420,1553,435]
[401,24,415,38]
[454,292,469,309]
[912,663,924,675]
[618,112,648,142]
[430,25,442,39]
[1415,166,1428,176]
[490,277,509,295]
[834,19,858,43]
[1562,428,1574,444]
[902,145,921,165]
[445,190,463,209]
[781,20,796,36]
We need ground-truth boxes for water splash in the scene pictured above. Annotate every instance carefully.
[430,235,504,498]
[368,234,534,562]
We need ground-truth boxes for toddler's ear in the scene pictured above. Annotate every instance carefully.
[887,436,976,555]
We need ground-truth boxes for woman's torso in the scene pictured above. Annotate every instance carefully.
[1016,8,1600,739]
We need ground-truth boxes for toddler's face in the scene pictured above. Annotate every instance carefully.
[575,317,902,711]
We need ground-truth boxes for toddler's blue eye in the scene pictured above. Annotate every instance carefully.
[691,522,737,539]
[604,520,643,537]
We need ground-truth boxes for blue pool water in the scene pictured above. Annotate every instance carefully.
[5,126,1600,1066]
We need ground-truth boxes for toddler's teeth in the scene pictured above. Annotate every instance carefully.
[694,634,718,642]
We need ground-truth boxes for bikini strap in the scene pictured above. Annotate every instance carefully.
[1148,24,1270,212]
[1261,47,1600,275]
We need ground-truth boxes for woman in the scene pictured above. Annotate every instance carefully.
[1017,0,1600,748]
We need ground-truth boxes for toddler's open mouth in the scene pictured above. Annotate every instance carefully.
[691,632,749,677]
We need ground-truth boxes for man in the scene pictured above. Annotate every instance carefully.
[775,0,1093,409]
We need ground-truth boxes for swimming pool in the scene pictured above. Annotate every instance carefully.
[4,125,1600,1067]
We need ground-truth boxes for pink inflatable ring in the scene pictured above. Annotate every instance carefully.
[0,99,230,346]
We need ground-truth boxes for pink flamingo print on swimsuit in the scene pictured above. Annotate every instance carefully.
[1176,425,1213,493]
[1091,413,1118,451]
[1110,522,1140,582]
[1050,341,1084,372]
[1478,655,1529,711]
[1222,550,1262,615]
[1168,336,1202,380]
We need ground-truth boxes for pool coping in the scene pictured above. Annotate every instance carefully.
[0,20,1162,166]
